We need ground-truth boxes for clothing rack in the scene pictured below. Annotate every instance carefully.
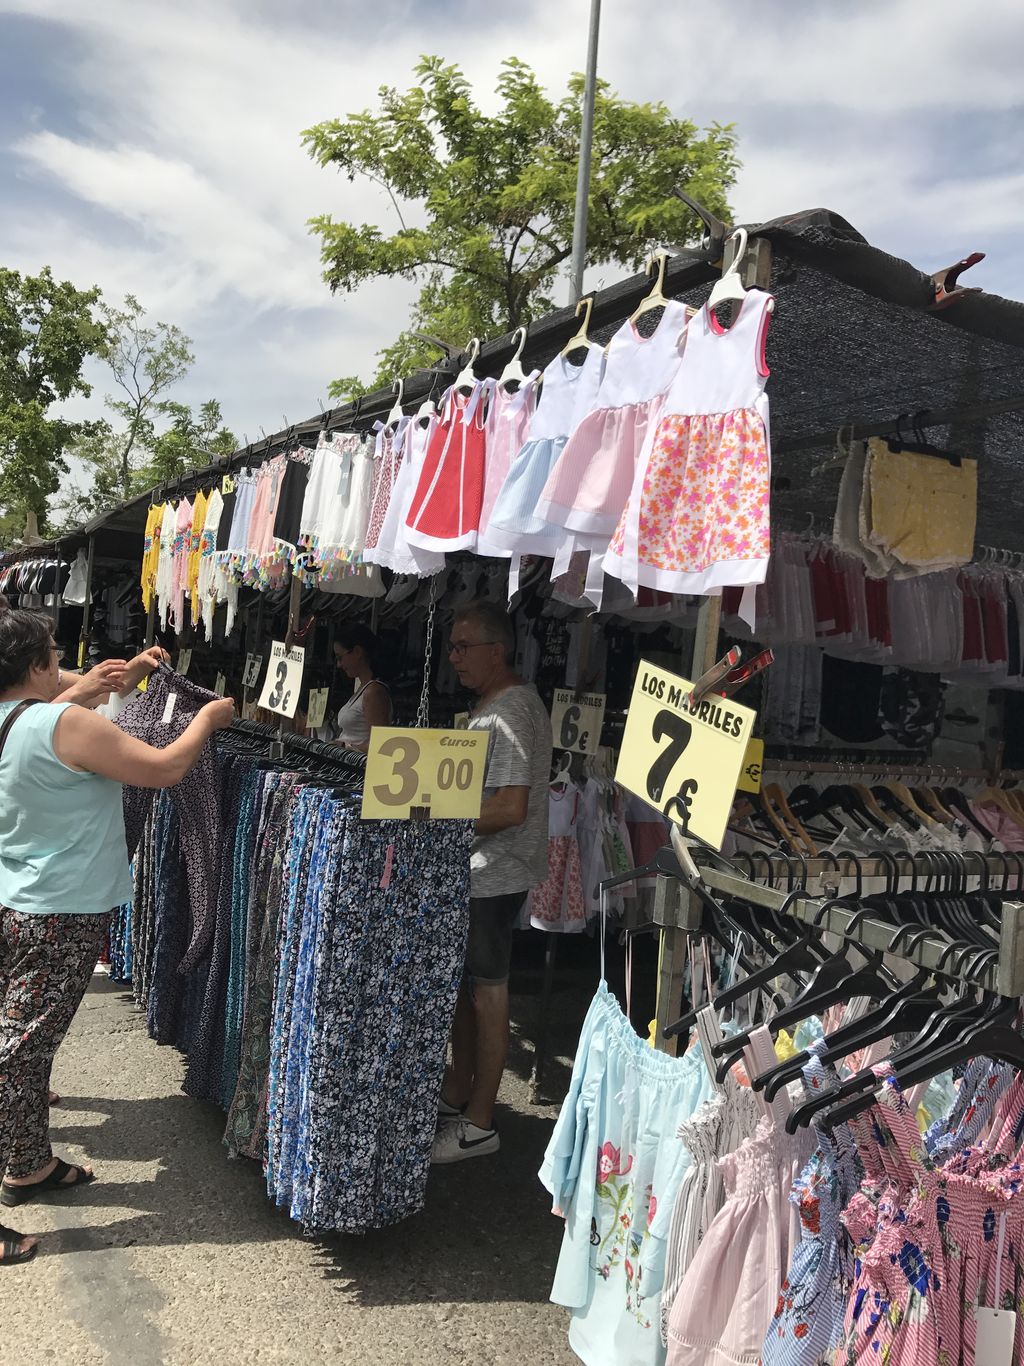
[226,716,367,774]
[762,757,991,781]
[643,853,1024,998]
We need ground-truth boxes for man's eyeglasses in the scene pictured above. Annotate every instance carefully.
[50,645,65,663]
[448,640,498,659]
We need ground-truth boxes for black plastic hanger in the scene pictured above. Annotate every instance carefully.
[664,890,822,1039]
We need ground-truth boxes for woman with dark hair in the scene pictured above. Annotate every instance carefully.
[329,622,392,752]
[0,609,234,1266]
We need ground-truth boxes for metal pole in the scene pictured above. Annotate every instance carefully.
[79,534,96,668]
[568,0,602,303]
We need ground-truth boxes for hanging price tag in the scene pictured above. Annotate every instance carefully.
[550,689,606,756]
[257,641,305,719]
[615,661,756,850]
[736,737,765,794]
[306,687,329,730]
[361,727,488,821]
[213,672,227,697]
[77,640,86,668]
[453,711,470,730]
[176,648,192,676]
[243,653,263,690]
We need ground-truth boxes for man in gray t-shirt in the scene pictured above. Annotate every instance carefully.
[432,601,552,1166]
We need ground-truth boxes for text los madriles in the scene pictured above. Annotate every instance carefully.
[638,670,745,739]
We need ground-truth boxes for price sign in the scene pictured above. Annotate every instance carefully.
[213,672,227,698]
[77,640,86,668]
[243,653,263,690]
[615,661,756,850]
[737,738,765,794]
[361,727,488,822]
[176,648,192,676]
[257,640,305,719]
[306,687,330,730]
[550,688,606,756]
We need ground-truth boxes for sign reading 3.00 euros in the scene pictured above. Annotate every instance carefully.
[615,660,756,849]
[362,727,488,822]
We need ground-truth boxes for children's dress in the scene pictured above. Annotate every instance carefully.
[605,288,774,622]
[405,384,488,552]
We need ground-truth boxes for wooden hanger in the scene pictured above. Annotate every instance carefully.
[915,785,955,825]
[884,781,936,828]
[852,782,896,829]
[758,790,803,854]
[765,783,818,856]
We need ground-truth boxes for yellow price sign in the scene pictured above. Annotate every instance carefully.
[77,640,86,668]
[361,727,488,822]
[550,688,606,756]
[615,660,756,850]
[737,738,765,794]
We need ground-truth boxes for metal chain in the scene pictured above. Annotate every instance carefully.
[416,572,440,727]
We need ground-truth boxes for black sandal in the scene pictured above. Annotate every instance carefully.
[0,1159,95,1208]
[0,1223,38,1265]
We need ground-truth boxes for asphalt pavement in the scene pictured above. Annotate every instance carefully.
[2,969,594,1366]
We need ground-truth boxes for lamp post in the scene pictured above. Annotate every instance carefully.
[568,0,602,303]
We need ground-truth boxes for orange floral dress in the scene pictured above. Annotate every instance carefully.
[604,288,774,608]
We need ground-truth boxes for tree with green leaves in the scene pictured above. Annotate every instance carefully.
[0,266,107,540]
[90,294,194,502]
[136,399,236,489]
[55,397,237,528]
[304,56,738,394]
[55,297,236,526]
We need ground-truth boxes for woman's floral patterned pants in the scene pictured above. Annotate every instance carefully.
[0,908,109,1179]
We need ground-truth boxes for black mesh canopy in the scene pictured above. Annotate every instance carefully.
[7,206,1024,562]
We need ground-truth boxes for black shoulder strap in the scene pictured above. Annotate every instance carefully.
[0,699,43,763]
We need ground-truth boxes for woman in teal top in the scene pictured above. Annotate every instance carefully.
[0,609,234,1266]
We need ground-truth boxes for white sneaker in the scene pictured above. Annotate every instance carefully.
[437,1095,463,1122]
[431,1119,500,1165]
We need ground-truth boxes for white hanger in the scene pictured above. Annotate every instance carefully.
[561,296,599,356]
[385,378,405,429]
[629,250,670,325]
[551,751,573,788]
[499,326,529,392]
[706,228,751,313]
[454,338,480,396]
[416,387,438,428]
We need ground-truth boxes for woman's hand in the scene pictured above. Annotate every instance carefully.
[62,659,128,705]
[120,646,170,693]
[199,698,236,732]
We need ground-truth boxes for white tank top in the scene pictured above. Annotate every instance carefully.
[333,679,390,746]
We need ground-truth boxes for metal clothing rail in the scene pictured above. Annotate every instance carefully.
[226,716,367,773]
[762,757,992,781]
[641,854,1024,999]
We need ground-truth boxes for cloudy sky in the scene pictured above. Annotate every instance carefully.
[2,0,1022,451]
